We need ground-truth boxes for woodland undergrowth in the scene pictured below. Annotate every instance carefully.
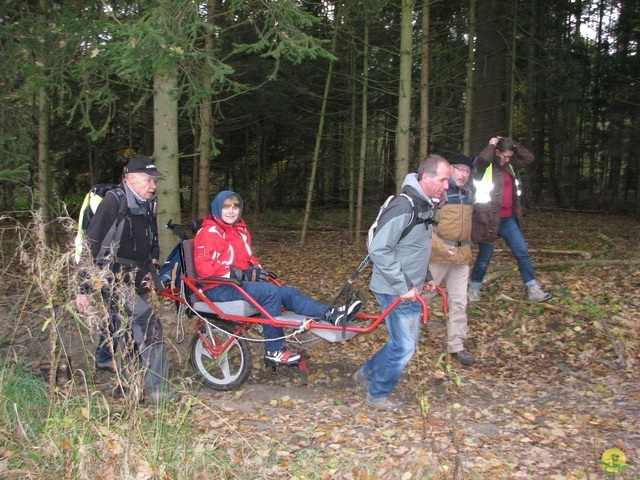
[0,210,638,479]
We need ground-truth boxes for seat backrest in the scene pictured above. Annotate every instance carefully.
[180,238,260,317]
[181,239,198,304]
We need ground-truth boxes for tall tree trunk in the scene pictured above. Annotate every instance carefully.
[463,0,476,156]
[419,0,430,159]
[525,0,545,203]
[153,72,181,258]
[355,19,370,250]
[348,44,357,242]
[197,0,216,218]
[506,4,517,137]
[300,5,341,245]
[470,0,507,153]
[395,0,413,191]
[191,131,200,219]
[37,0,55,244]
[37,85,55,245]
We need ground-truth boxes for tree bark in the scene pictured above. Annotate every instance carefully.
[470,0,507,153]
[300,5,340,245]
[355,18,370,250]
[395,0,413,191]
[462,0,476,157]
[153,72,181,257]
[37,86,55,245]
[419,0,430,159]
[197,0,217,218]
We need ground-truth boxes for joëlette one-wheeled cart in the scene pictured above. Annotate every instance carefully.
[158,235,447,391]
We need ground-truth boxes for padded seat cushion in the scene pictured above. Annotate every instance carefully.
[193,300,259,317]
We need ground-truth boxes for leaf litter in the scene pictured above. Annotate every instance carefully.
[156,212,638,478]
[2,211,638,478]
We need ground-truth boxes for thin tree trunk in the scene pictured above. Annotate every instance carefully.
[355,19,370,250]
[462,0,476,156]
[37,85,55,244]
[300,6,340,245]
[395,0,413,192]
[419,0,430,159]
[196,123,209,217]
[348,44,357,242]
[191,131,200,219]
[153,72,181,257]
[506,4,517,137]
[197,0,216,218]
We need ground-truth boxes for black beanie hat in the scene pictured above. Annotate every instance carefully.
[449,154,473,170]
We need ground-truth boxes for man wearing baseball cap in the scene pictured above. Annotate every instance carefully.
[76,155,179,404]
[425,154,475,365]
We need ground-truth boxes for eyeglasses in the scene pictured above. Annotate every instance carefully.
[452,165,471,175]
[498,151,514,160]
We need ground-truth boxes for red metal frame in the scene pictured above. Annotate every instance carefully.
[158,275,448,349]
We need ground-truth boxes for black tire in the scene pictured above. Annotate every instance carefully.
[189,322,252,391]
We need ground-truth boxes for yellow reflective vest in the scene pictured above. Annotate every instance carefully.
[470,143,535,244]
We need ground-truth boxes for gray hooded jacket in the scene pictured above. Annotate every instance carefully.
[368,173,435,296]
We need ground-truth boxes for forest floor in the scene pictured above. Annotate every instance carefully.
[1,210,640,479]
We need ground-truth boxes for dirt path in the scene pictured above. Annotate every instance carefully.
[1,211,639,479]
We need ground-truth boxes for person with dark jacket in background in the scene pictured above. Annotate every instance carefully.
[353,155,450,411]
[427,154,475,365]
[194,190,362,365]
[468,137,552,303]
[75,155,177,403]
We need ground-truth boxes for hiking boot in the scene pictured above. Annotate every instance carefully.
[451,350,475,366]
[527,284,552,303]
[264,348,302,365]
[112,384,128,398]
[96,361,116,374]
[467,287,481,303]
[146,389,182,404]
[365,394,405,411]
[353,367,371,389]
[324,300,363,326]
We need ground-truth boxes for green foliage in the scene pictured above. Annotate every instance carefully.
[0,363,49,439]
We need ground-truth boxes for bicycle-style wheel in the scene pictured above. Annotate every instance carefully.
[190,322,252,390]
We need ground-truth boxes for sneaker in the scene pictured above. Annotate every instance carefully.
[96,361,116,374]
[527,284,552,303]
[324,300,363,326]
[451,350,475,366]
[353,367,371,389]
[264,348,302,365]
[365,393,405,411]
[468,288,481,303]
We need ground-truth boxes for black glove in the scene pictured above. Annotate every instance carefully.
[244,266,268,282]
[230,266,268,282]
[230,267,245,281]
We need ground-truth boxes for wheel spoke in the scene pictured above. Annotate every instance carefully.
[190,323,251,391]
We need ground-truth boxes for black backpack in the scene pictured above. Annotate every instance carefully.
[74,183,129,264]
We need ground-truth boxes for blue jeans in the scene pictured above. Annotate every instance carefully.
[204,282,328,352]
[362,293,422,398]
[470,215,537,289]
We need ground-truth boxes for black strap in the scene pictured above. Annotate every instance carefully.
[399,215,437,242]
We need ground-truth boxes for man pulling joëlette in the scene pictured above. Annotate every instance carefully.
[353,155,451,410]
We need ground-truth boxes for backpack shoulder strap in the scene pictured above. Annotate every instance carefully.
[398,193,437,242]
[95,188,130,262]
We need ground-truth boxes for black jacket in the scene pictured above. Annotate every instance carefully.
[86,180,159,292]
